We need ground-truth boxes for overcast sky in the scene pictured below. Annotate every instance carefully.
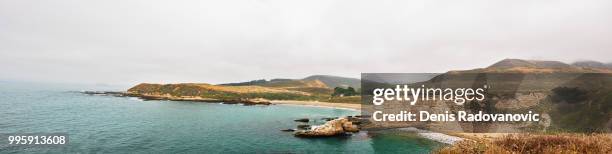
[1,0,611,86]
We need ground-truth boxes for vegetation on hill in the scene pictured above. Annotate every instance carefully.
[303,75,361,88]
[436,133,612,154]
[219,79,268,86]
[256,79,327,88]
[332,87,358,97]
[208,76,363,103]
[222,75,361,89]
[127,76,365,103]
[221,78,324,87]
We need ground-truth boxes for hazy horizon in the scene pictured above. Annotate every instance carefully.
[2,0,611,85]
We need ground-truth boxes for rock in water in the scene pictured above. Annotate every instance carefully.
[293,118,359,137]
[297,124,311,130]
[281,129,296,132]
[321,117,338,121]
[342,120,359,133]
[241,98,271,105]
[294,118,309,122]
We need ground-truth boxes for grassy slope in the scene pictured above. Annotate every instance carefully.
[127,78,363,103]
[254,79,362,103]
[436,133,612,154]
[127,83,315,100]
[302,75,361,88]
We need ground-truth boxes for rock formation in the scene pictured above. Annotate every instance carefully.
[294,118,359,137]
[294,118,309,122]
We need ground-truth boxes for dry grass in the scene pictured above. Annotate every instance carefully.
[436,133,612,154]
[194,84,309,95]
[130,83,309,95]
[256,80,328,88]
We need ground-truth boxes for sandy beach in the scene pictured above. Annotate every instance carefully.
[271,100,361,110]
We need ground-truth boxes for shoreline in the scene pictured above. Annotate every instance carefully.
[271,100,361,111]
[270,100,466,145]
[396,127,464,145]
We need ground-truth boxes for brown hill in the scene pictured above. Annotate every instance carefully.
[302,75,361,88]
[255,79,328,88]
[572,60,612,69]
[221,75,361,89]
[488,59,572,69]
[453,59,612,73]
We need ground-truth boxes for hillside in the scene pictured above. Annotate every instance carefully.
[361,58,612,133]
[220,78,332,95]
[408,59,612,133]
[572,60,612,69]
[126,74,364,103]
[221,78,325,87]
[488,59,572,69]
[302,75,361,88]
[222,75,360,89]
[127,83,315,101]
[454,59,612,73]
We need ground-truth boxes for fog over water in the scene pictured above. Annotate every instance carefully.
[1,0,611,85]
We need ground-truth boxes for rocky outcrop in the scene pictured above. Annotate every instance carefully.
[281,129,296,132]
[297,124,311,130]
[82,91,128,97]
[294,118,310,122]
[240,98,272,105]
[294,118,359,137]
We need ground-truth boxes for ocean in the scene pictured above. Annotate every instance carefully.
[0,82,444,153]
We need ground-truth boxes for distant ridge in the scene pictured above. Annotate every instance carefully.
[572,60,612,69]
[487,59,573,69]
[220,78,327,88]
[453,58,612,73]
[221,75,360,88]
[302,75,360,88]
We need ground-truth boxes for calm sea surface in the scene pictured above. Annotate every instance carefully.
[0,82,444,153]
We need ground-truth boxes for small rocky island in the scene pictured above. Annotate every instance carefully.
[285,116,367,138]
[294,118,360,137]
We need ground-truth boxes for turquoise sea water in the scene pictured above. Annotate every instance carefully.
[0,82,444,153]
